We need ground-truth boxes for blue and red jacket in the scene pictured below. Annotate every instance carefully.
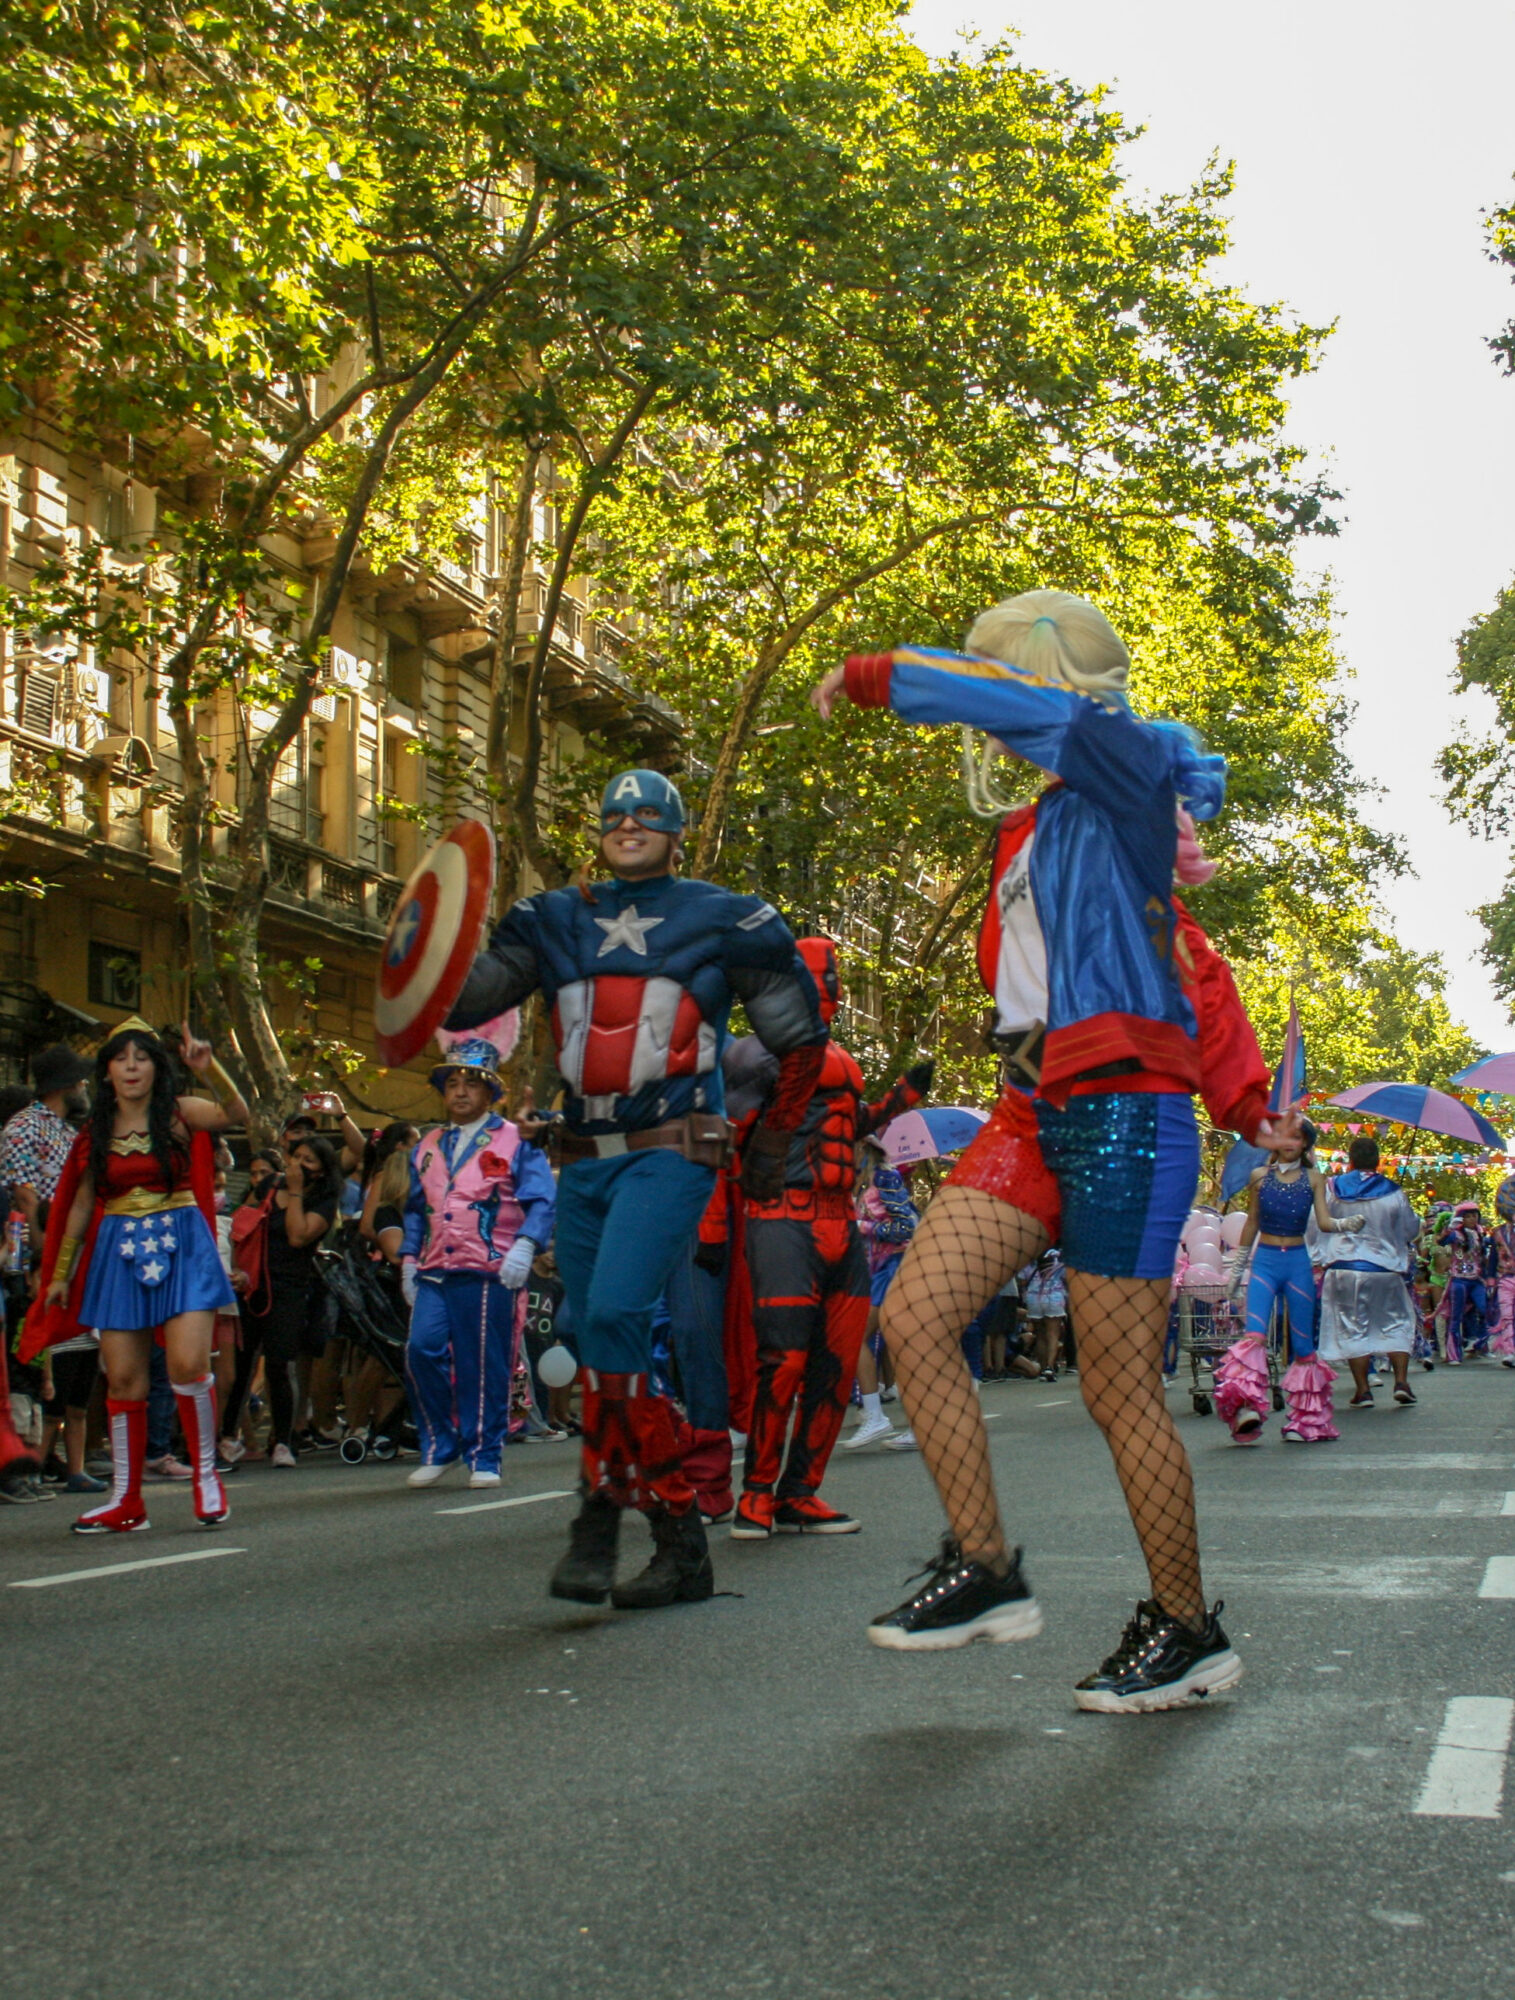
[844,645,1269,1136]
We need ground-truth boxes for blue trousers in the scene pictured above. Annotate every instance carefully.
[1246,1243,1317,1361]
[147,1342,175,1459]
[1446,1277,1489,1355]
[661,1239,730,1431]
[555,1153,716,1376]
[405,1273,518,1474]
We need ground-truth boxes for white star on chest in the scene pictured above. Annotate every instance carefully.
[594,904,663,958]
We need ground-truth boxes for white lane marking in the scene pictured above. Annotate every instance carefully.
[1480,1558,1515,1599]
[10,1548,247,1590]
[1414,1697,1515,1819]
[436,1488,574,1517]
[1502,1492,1515,1517]
[1036,1399,1072,1408]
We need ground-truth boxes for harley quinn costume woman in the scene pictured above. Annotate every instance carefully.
[23,1018,245,1534]
[812,589,1293,1712]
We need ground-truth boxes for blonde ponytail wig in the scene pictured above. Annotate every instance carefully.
[964,589,1129,703]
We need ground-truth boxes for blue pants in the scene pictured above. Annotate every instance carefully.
[1246,1243,1317,1361]
[147,1342,175,1460]
[405,1273,518,1473]
[554,1152,717,1376]
[661,1240,730,1431]
[1446,1277,1489,1355]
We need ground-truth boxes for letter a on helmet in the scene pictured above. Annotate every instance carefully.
[600,768,686,835]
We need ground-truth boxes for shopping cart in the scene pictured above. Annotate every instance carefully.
[1177,1279,1285,1418]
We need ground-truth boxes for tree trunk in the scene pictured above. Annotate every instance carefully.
[692,510,993,877]
[514,381,660,882]
[487,446,541,904]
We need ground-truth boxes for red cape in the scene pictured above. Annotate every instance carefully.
[19,1127,217,1362]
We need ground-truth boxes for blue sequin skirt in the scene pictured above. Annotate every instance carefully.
[78,1206,235,1332]
[1034,1093,1199,1281]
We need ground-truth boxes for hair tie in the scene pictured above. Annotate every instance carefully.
[1031,615,1056,630]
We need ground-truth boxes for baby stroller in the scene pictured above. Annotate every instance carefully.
[314,1234,413,1463]
[1179,1277,1284,1418]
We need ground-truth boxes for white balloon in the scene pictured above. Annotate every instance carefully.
[1220,1212,1248,1247]
[537,1343,579,1388]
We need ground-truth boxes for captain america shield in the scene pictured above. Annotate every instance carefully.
[374,818,495,1067]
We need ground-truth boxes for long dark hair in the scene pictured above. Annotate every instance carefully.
[289,1133,339,1205]
[361,1120,418,1189]
[89,1028,184,1192]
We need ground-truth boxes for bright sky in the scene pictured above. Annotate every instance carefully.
[908,0,1515,1052]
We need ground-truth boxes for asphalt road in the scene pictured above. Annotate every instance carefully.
[3,1359,1515,2000]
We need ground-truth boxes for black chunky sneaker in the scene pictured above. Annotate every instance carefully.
[548,1491,622,1604]
[610,1507,715,1609]
[867,1538,1044,1652]
[1074,1599,1242,1714]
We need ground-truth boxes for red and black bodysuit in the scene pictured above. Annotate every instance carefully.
[738,938,931,1528]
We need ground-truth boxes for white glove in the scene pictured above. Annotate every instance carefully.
[400,1258,419,1308]
[1225,1247,1250,1306]
[498,1238,536,1290]
[1344,1213,1366,1233]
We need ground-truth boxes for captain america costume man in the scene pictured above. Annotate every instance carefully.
[446,768,826,1611]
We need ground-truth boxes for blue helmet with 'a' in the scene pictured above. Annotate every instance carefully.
[599,768,686,835]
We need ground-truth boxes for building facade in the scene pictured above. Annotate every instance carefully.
[0,421,680,1115]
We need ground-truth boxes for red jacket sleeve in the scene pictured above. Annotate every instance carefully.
[1173,899,1272,1145]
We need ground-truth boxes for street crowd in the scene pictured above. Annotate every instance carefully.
[2,1038,1508,1520]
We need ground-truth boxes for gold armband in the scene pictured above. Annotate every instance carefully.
[53,1236,81,1285]
[206,1057,238,1106]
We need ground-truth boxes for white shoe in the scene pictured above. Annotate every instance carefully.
[882,1428,920,1452]
[468,1469,502,1489]
[843,1411,896,1450]
[270,1443,297,1469]
[407,1459,458,1488]
[1367,1370,1383,1387]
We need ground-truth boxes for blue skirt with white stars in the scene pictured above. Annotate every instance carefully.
[78,1206,234,1332]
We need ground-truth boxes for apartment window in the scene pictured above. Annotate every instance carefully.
[383,632,424,709]
[88,941,142,1010]
[269,733,323,845]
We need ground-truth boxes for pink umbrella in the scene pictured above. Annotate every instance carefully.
[1452,1054,1515,1095]
[876,1106,989,1166]
[1326,1082,1506,1149]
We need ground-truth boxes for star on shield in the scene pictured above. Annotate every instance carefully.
[386,896,423,966]
[594,904,663,958]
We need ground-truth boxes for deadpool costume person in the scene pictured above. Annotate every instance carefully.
[732,937,931,1539]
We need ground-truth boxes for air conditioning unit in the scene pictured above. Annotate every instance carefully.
[85,734,157,783]
[19,668,60,738]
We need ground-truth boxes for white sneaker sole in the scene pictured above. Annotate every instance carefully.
[867,1597,1045,1652]
[775,1518,861,1535]
[1073,1649,1244,1713]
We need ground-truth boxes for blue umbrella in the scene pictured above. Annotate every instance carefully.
[878,1106,989,1165]
[1328,1082,1506,1150]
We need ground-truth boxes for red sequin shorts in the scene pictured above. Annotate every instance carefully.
[945,1087,1061,1237]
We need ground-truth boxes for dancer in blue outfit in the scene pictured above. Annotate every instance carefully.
[447,768,826,1611]
[1218,1121,1362,1443]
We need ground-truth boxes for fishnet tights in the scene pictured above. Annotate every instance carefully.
[1067,1272,1205,1627]
[879,1187,1048,1571]
[879,1191,1207,1626]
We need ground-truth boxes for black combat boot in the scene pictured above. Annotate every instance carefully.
[548,1491,622,1604]
[609,1506,715,1609]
